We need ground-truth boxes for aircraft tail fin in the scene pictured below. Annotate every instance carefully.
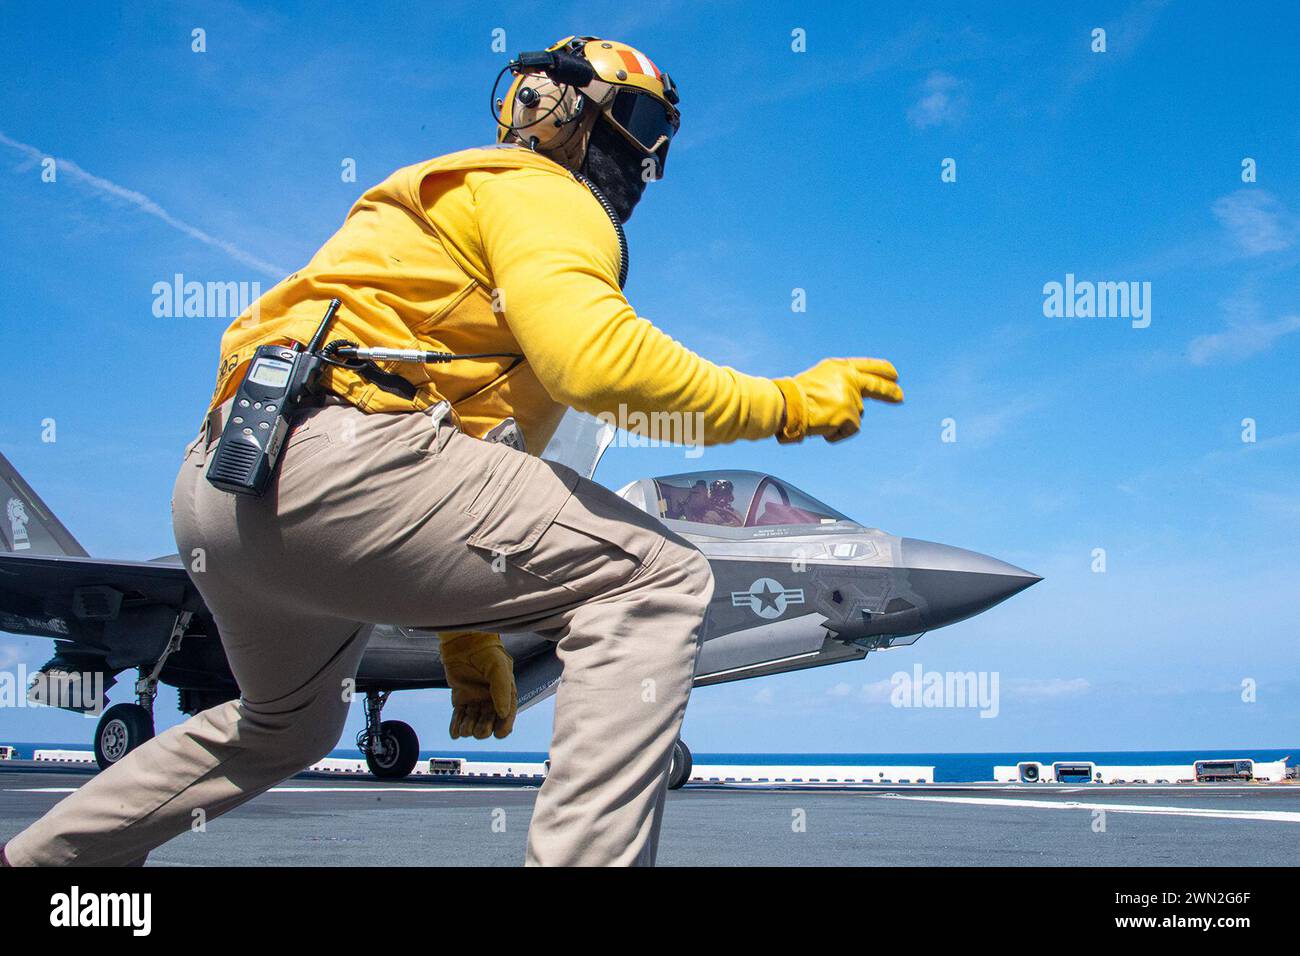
[0,450,89,557]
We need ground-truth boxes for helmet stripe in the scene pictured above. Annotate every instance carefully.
[616,47,660,79]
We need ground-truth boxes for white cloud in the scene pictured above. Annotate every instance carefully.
[0,130,288,279]
[1188,314,1300,366]
[1211,190,1294,256]
[860,679,895,704]
[1066,0,1170,89]
[907,72,966,129]
[1245,489,1300,520]
[1005,677,1090,700]
[751,686,774,705]
[825,680,897,705]
[957,392,1049,447]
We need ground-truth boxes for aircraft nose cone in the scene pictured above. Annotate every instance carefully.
[900,538,1041,629]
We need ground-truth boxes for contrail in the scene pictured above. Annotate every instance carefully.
[0,131,289,280]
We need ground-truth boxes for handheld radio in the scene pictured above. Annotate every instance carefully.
[205,298,341,497]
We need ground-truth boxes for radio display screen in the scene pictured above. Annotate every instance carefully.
[249,358,292,388]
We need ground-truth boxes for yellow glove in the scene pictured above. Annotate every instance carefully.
[773,358,903,443]
[440,631,517,740]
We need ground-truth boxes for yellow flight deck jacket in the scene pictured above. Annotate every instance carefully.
[209,146,787,452]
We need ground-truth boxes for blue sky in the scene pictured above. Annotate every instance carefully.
[1,1,1297,754]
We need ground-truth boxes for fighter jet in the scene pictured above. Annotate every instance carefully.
[0,413,1039,786]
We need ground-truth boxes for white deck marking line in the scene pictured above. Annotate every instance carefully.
[877,793,1300,823]
[5,785,527,795]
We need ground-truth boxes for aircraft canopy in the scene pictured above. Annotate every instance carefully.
[616,470,850,529]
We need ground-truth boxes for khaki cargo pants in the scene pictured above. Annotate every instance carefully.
[4,401,713,867]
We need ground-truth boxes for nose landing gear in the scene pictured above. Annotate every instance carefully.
[357,691,421,779]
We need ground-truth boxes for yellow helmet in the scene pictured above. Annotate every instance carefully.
[495,36,680,178]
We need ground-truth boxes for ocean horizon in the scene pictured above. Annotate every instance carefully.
[10,743,1295,783]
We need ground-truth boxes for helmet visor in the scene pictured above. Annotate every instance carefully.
[607,89,679,177]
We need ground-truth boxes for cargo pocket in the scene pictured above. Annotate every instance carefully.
[466,447,667,597]
[509,478,669,596]
[464,448,580,558]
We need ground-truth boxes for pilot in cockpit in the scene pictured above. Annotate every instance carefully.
[661,478,744,526]
[702,479,744,526]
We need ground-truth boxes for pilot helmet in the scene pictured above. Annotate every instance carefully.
[709,479,734,505]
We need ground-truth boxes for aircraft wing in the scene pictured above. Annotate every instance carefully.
[0,551,195,624]
[0,551,200,656]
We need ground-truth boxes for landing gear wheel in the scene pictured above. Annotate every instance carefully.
[667,738,693,790]
[94,703,155,771]
[365,720,420,779]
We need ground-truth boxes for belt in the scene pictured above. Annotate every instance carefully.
[200,395,454,447]
[201,399,233,448]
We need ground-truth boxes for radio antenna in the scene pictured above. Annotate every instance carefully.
[306,298,343,354]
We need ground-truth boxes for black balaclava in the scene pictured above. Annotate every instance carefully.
[580,118,648,223]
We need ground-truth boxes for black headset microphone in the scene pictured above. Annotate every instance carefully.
[512,49,596,88]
